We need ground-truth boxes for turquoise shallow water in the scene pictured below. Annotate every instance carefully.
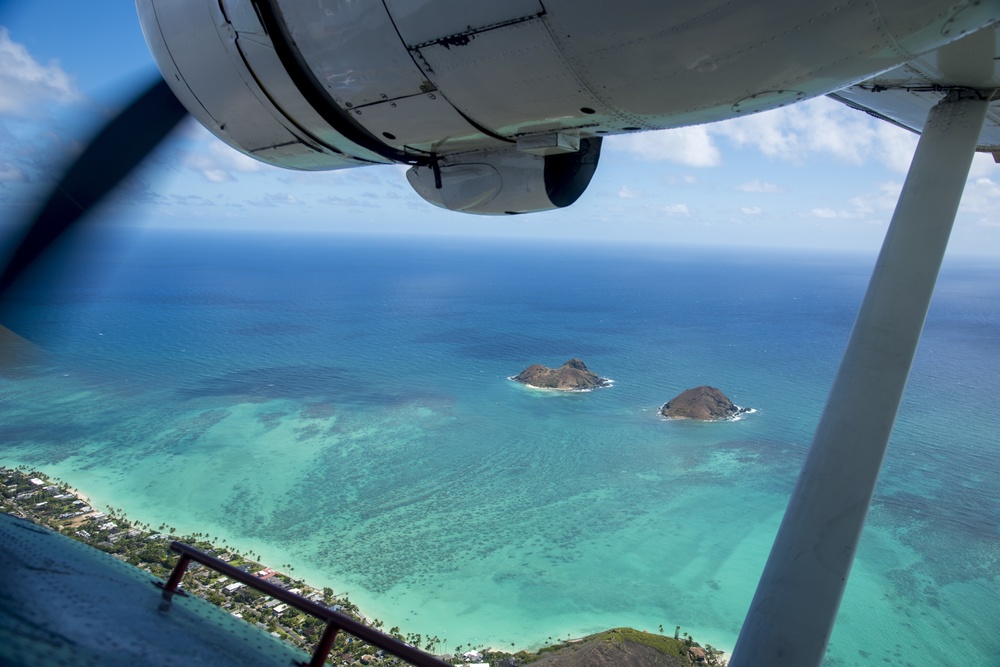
[2,232,998,664]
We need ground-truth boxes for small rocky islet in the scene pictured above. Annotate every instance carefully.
[658,386,750,421]
[512,360,750,422]
[513,358,612,391]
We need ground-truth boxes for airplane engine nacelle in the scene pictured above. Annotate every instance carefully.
[137,0,1000,214]
[136,0,407,171]
[137,0,606,214]
[406,139,602,215]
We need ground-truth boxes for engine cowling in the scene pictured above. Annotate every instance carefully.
[136,0,402,171]
[136,0,603,212]
[406,139,601,215]
[136,0,1000,213]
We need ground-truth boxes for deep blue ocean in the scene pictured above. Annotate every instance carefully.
[2,231,998,665]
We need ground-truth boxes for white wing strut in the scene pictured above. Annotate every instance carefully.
[729,89,993,667]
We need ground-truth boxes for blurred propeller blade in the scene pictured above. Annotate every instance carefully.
[0,77,188,300]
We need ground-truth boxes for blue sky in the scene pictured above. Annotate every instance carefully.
[2,3,999,256]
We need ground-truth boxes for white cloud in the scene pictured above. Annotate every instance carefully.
[959,175,1000,225]
[250,192,303,207]
[710,111,793,159]
[0,27,80,115]
[618,185,639,199]
[712,97,877,163]
[847,195,874,216]
[738,179,780,193]
[811,207,838,219]
[873,123,918,173]
[741,206,762,215]
[184,140,263,183]
[812,181,901,224]
[867,181,903,218]
[319,194,377,209]
[879,181,904,199]
[660,203,690,215]
[661,173,698,186]
[610,126,721,167]
[607,95,924,175]
[967,152,998,180]
[708,96,921,173]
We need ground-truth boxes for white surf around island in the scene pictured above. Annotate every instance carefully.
[507,376,615,393]
[4,236,999,665]
[729,407,757,421]
[658,406,756,422]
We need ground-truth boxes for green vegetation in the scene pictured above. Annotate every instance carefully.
[1,465,403,666]
[509,627,726,666]
[3,465,727,666]
[602,627,690,655]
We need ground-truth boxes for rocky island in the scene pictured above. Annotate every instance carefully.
[513,358,611,391]
[659,386,750,421]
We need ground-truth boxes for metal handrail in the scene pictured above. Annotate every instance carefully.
[160,541,453,667]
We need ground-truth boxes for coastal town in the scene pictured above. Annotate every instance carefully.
[2,465,725,667]
[0,465,503,666]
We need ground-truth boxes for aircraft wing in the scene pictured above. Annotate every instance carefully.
[828,28,1000,155]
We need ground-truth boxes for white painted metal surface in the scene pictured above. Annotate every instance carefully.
[135,0,1000,210]
[139,0,1000,171]
[384,0,544,47]
[137,0,391,170]
[346,91,506,154]
[412,16,606,138]
[729,89,992,667]
[275,0,429,109]
[407,148,553,213]
[831,27,1000,151]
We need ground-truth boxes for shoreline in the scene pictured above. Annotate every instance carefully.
[2,462,731,663]
[0,464,422,663]
[507,375,615,393]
